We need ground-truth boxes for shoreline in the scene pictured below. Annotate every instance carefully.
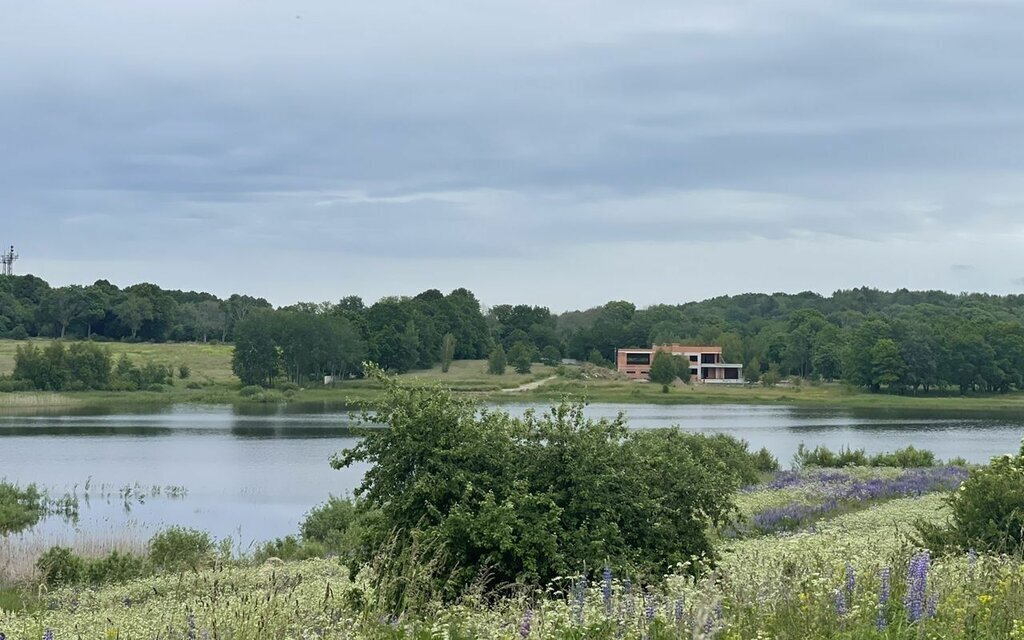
[5,379,1024,414]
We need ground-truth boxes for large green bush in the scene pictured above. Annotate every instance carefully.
[332,367,740,600]
[917,442,1024,554]
[36,546,85,586]
[149,527,213,572]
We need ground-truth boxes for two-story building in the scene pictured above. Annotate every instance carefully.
[615,344,744,383]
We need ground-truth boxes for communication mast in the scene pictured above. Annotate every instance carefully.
[1,245,18,276]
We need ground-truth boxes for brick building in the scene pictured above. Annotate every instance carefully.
[615,344,744,383]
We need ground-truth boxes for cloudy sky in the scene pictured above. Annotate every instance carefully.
[3,1,1024,310]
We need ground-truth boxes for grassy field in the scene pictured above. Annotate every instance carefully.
[0,339,236,384]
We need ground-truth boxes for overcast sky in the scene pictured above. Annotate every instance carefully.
[3,1,1024,311]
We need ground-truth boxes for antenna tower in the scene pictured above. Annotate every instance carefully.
[1,245,18,276]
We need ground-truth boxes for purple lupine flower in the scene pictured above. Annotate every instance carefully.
[43,630,53,640]
[834,587,848,617]
[927,593,938,619]
[645,595,655,622]
[519,609,533,638]
[573,575,587,623]
[877,567,891,630]
[905,551,930,623]
[603,567,613,614]
[1,633,7,640]
[187,611,197,640]
[674,598,685,623]
[122,596,132,608]
[845,562,856,597]
[968,548,978,566]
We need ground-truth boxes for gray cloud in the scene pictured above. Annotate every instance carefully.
[3,0,1024,307]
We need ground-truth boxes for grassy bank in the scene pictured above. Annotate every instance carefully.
[507,376,1024,411]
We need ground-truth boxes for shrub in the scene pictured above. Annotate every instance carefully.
[178,365,191,379]
[917,443,1024,555]
[148,527,213,572]
[752,447,781,473]
[795,444,869,468]
[331,367,739,601]
[0,377,33,392]
[274,380,300,392]
[795,444,939,469]
[8,325,28,340]
[871,445,937,468]
[253,535,324,562]
[486,345,506,375]
[36,546,84,586]
[239,385,264,398]
[85,550,148,584]
[138,362,173,386]
[145,383,166,393]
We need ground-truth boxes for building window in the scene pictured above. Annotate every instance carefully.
[689,355,698,362]
[625,353,651,365]
[701,353,717,364]
[689,368,698,376]
[725,368,739,380]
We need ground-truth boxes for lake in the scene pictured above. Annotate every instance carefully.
[1,402,1022,545]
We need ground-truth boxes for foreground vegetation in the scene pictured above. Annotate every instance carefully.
[3,475,1023,638]
[3,373,1024,637]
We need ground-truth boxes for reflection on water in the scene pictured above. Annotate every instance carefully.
[0,402,1022,543]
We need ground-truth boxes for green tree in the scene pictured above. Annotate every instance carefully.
[487,344,506,375]
[675,356,692,384]
[539,345,561,366]
[41,285,88,338]
[114,295,154,340]
[744,357,762,384]
[440,333,456,373]
[507,341,534,374]
[648,350,678,392]
[870,338,906,391]
[65,342,112,389]
[587,348,608,368]
[231,312,279,387]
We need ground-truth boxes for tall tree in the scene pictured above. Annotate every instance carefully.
[440,333,457,373]
[648,350,678,392]
[114,295,154,340]
[231,312,279,387]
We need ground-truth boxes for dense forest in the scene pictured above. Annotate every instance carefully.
[4,274,1024,394]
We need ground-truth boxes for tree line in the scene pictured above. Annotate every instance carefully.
[7,273,1024,393]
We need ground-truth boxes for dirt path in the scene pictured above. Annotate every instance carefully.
[501,375,558,393]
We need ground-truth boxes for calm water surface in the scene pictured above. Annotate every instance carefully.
[1,402,1022,544]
